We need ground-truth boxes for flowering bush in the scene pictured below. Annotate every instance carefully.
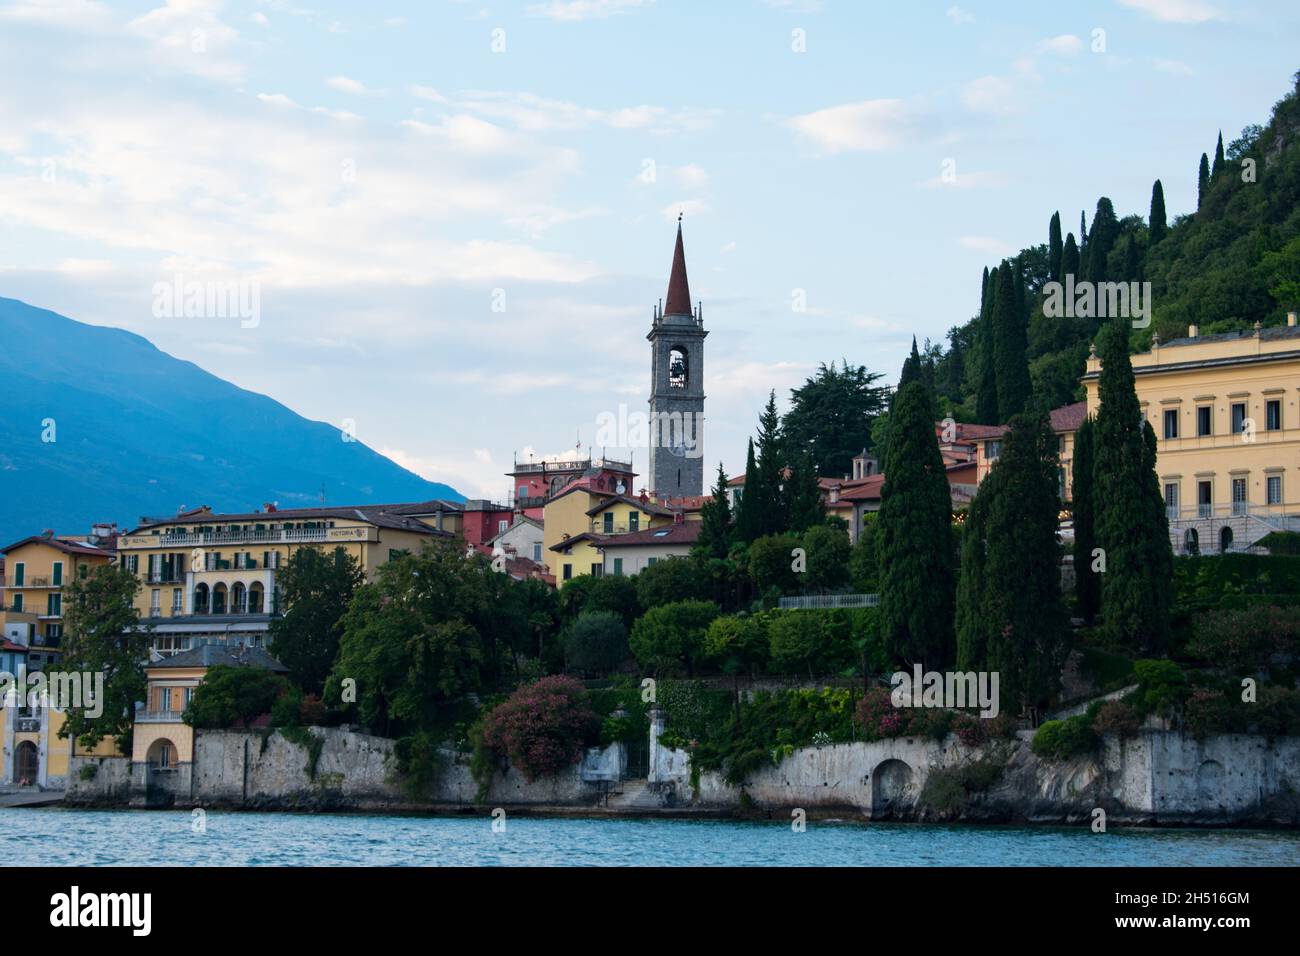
[478,676,601,782]
[1091,700,1141,738]
[1188,604,1300,671]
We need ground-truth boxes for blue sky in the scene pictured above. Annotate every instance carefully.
[1,0,1297,500]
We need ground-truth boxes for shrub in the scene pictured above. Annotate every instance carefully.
[768,611,827,676]
[952,712,988,747]
[562,610,630,676]
[184,665,291,729]
[702,614,770,675]
[1187,604,1300,671]
[747,534,802,595]
[629,600,718,675]
[478,676,601,782]
[919,753,1008,815]
[1031,715,1097,761]
[1257,531,1300,556]
[1091,700,1141,738]
[634,556,711,610]
[1133,658,1189,716]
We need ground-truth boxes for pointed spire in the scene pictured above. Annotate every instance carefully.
[663,215,692,316]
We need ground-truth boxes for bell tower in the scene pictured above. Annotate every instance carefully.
[647,217,707,498]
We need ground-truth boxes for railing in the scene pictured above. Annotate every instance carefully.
[4,576,52,588]
[125,528,332,547]
[146,572,186,584]
[510,457,631,475]
[1165,503,1298,526]
[591,522,641,535]
[779,593,880,610]
[135,710,184,723]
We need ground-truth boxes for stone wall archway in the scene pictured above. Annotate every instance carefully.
[870,758,914,818]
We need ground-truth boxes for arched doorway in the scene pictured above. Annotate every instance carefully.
[870,758,914,818]
[14,741,38,785]
[248,582,265,614]
[212,583,227,614]
[1219,526,1234,553]
[232,582,247,614]
[1183,528,1199,555]
[146,738,176,774]
[193,583,210,614]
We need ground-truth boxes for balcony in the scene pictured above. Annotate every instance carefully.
[4,576,52,588]
[146,571,187,584]
[135,710,185,724]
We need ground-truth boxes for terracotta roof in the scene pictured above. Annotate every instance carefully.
[1,638,27,653]
[596,523,702,548]
[656,495,712,511]
[544,482,616,508]
[664,221,692,316]
[1050,401,1089,433]
[146,643,289,672]
[549,531,607,552]
[837,475,886,501]
[0,534,115,558]
[936,421,1006,441]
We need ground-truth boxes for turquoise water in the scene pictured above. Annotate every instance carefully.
[6,808,1300,866]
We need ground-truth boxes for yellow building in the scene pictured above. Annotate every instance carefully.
[544,485,677,585]
[1,530,116,670]
[973,401,1089,502]
[130,643,289,804]
[1083,315,1300,553]
[117,503,451,657]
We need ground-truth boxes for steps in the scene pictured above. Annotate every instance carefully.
[604,778,663,811]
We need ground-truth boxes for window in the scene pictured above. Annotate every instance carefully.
[150,589,161,616]
[985,440,1002,461]
[591,563,602,577]
[603,512,614,533]
[1231,402,1247,434]
[172,589,182,613]
[1267,400,1282,431]
[1164,482,1179,520]
[1267,475,1283,506]
[1198,480,1213,518]
[12,594,22,612]
[52,561,63,586]
[562,564,572,581]
[498,519,508,535]
[1231,477,1248,515]
[613,558,624,576]
[629,512,639,532]
[1197,406,1212,436]
[1163,409,1179,439]
[647,557,658,567]
[532,543,542,562]
[47,593,61,617]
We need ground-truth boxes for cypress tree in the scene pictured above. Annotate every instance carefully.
[733,439,763,544]
[975,267,1000,425]
[966,412,1069,714]
[1072,415,1100,624]
[755,390,787,535]
[1212,130,1225,178]
[1122,234,1141,282]
[899,335,922,389]
[992,260,1030,421]
[1198,152,1210,208]
[1048,211,1063,283]
[878,381,955,668]
[1013,258,1026,324]
[1149,179,1167,246]
[955,488,991,671]
[697,461,733,559]
[1061,232,1080,281]
[1079,210,1088,260]
[1085,197,1119,283]
[1093,321,1173,653]
[784,451,825,533]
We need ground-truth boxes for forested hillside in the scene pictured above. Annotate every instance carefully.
[928,71,1300,422]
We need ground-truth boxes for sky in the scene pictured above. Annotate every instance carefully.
[1,0,1297,502]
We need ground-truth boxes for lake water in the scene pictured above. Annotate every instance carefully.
[7,808,1300,866]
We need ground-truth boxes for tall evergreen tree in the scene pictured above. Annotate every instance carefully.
[958,412,1068,714]
[696,461,733,559]
[1085,197,1119,283]
[1093,321,1173,653]
[1149,179,1167,246]
[878,381,955,667]
[755,390,787,535]
[1061,232,1080,280]
[1198,152,1210,208]
[781,360,887,477]
[992,260,1031,421]
[975,267,1001,425]
[1079,210,1088,260]
[955,488,991,671]
[1071,415,1101,624]
[733,439,763,544]
[899,335,922,388]
[784,451,825,533]
[1212,130,1225,177]
[1048,211,1063,283]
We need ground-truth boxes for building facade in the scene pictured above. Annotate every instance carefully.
[1083,316,1300,553]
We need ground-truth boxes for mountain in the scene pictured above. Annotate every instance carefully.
[927,71,1300,420]
[0,297,463,544]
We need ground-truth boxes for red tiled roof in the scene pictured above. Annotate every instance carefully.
[596,522,702,548]
[1050,401,1089,433]
[1,638,28,653]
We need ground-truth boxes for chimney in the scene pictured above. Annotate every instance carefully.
[1289,311,1297,328]
[1188,324,1198,339]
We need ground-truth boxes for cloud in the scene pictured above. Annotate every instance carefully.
[1038,34,1083,56]
[787,98,921,153]
[0,0,112,29]
[443,91,718,135]
[945,5,973,25]
[326,75,368,95]
[960,75,1022,115]
[1116,0,1221,24]
[124,0,246,83]
[526,0,653,21]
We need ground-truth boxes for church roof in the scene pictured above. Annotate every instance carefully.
[664,220,692,316]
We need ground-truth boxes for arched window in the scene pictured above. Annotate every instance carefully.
[1183,528,1200,556]
[1219,526,1234,553]
[248,582,265,614]
[232,582,247,614]
[193,583,210,615]
[212,583,228,614]
[668,347,688,388]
